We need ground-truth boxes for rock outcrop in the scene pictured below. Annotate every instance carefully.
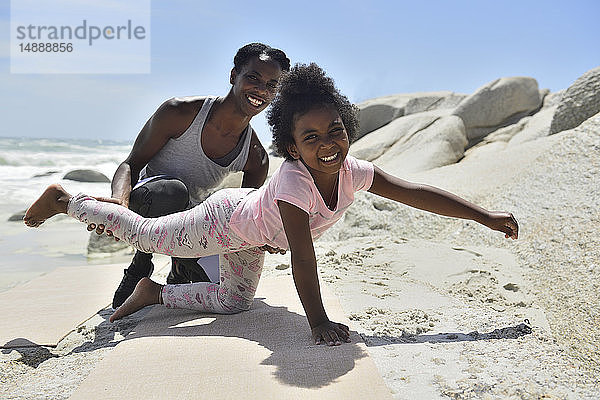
[351,110,449,161]
[452,77,542,141]
[357,92,466,139]
[87,233,132,254]
[550,66,600,134]
[7,210,26,222]
[354,69,599,176]
[351,110,467,175]
[374,115,467,175]
[63,169,110,183]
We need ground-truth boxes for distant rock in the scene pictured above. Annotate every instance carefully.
[215,171,243,190]
[63,169,110,183]
[538,88,550,105]
[466,104,556,155]
[550,66,600,135]
[32,170,60,178]
[87,232,132,254]
[509,106,556,146]
[357,95,407,139]
[372,114,467,175]
[351,110,450,161]
[453,77,542,141]
[8,210,26,222]
[462,141,508,162]
[403,92,466,116]
[357,92,466,139]
[542,89,564,108]
[479,118,530,144]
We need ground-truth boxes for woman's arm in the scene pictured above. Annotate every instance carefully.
[112,99,199,206]
[368,165,518,239]
[91,99,201,237]
[277,200,350,345]
[241,130,269,189]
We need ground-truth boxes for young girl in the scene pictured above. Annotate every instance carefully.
[24,63,518,347]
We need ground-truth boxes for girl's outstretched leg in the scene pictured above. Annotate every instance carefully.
[67,188,252,258]
[24,184,71,227]
[110,277,162,322]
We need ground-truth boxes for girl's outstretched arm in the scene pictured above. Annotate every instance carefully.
[367,166,518,239]
[277,200,351,346]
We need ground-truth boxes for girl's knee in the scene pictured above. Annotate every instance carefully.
[223,297,253,314]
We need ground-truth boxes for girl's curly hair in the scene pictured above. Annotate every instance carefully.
[267,63,359,160]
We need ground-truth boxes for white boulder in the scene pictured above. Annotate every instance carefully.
[350,110,449,161]
[356,95,408,139]
[509,106,556,146]
[452,77,543,141]
[550,66,600,134]
[357,92,466,139]
[373,114,467,175]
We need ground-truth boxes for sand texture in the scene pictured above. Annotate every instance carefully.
[69,274,392,399]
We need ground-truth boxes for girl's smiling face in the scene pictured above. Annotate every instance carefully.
[287,105,350,180]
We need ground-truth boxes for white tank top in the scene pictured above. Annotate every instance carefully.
[141,96,253,204]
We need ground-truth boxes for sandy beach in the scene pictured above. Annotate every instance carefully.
[2,70,600,399]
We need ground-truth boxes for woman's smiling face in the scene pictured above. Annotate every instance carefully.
[230,55,282,117]
[287,105,349,179]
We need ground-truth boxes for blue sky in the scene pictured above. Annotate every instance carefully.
[1,0,599,144]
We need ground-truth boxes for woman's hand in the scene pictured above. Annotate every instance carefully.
[86,196,124,240]
[311,320,351,346]
[485,211,519,239]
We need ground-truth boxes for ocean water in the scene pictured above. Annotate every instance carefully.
[0,136,133,292]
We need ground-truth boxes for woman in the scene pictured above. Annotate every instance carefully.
[106,43,290,308]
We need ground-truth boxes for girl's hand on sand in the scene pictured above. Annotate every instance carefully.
[311,320,351,346]
[486,211,519,240]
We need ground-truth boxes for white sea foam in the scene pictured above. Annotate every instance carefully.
[0,136,133,291]
[0,136,131,208]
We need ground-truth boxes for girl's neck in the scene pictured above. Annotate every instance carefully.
[302,162,339,210]
[324,175,339,210]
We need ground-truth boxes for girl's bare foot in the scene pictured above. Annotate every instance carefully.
[24,184,72,227]
[110,277,162,322]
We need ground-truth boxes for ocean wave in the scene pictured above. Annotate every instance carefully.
[0,152,125,167]
[0,136,131,167]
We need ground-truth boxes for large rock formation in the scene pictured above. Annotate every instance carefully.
[356,95,406,139]
[350,110,449,161]
[452,77,543,141]
[508,106,556,146]
[550,66,600,135]
[374,115,467,175]
[463,104,557,161]
[356,92,466,139]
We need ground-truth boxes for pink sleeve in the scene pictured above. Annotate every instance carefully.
[348,156,374,191]
[272,166,314,214]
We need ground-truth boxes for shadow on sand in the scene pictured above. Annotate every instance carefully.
[3,299,368,390]
[360,321,533,346]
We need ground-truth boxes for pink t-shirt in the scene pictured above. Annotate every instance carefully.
[229,155,374,249]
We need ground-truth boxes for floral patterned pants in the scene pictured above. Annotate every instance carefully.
[67,188,264,314]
